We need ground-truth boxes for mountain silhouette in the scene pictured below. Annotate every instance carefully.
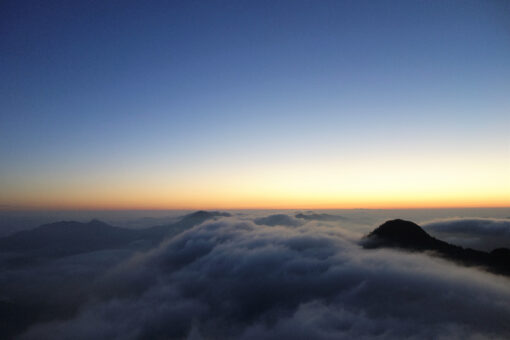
[0,211,230,259]
[363,219,510,276]
[0,219,140,257]
[295,213,347,221]
[142,210,231,240]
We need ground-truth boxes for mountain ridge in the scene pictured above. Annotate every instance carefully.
[363,219,510,276]
[0,210,230,258]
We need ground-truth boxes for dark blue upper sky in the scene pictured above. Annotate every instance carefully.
[1,0,509,209]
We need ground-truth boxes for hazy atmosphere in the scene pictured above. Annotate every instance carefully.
[1,1,509,339]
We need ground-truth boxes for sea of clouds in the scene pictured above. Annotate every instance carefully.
[424,218,510,251]
[1,210,510,339]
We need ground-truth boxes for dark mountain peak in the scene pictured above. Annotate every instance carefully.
[0,212,232,259]
[187,210,211,218]
[88,218,108,225]
[491,248,510,257]
[177,211,231,225]
[366,219,435,249]
[0,220,139,257]
[142,211,232,241]
[177,210,231,227]
[363,219,510,276]
[295,213,347,221]
[185,210,231,219]
[373,219,423,233]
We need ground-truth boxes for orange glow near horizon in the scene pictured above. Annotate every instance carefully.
[4,199,509,211]
[2,153,508,211]
[2,175,508,211]
[2,1,510,215]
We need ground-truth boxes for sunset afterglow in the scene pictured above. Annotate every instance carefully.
[1,0,509,210]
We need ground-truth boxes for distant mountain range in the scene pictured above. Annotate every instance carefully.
[295,213,348,221]
[363,219,510,276]
[2,214,508,276]
[0,211,230,259]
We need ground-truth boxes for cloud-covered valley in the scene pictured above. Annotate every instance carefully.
[424,218,510,252]
[1,212,510,339]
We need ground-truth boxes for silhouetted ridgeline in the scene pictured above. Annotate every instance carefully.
[363,219,510,276]
[295,212,348,221]
[0,210,230,259]
[0,211,231,338]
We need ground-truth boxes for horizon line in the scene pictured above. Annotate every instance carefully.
[1,205,509,212]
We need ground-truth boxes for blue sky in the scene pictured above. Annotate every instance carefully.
[1,0,509,209]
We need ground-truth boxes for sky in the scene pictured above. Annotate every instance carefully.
[1,0,509,210]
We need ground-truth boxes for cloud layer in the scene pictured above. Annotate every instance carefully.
[424,218,510,251]
[17,216,510,339]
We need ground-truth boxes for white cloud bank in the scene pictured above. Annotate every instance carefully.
[18,216,510,339]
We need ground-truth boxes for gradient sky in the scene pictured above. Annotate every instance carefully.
[1,0,509,210]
